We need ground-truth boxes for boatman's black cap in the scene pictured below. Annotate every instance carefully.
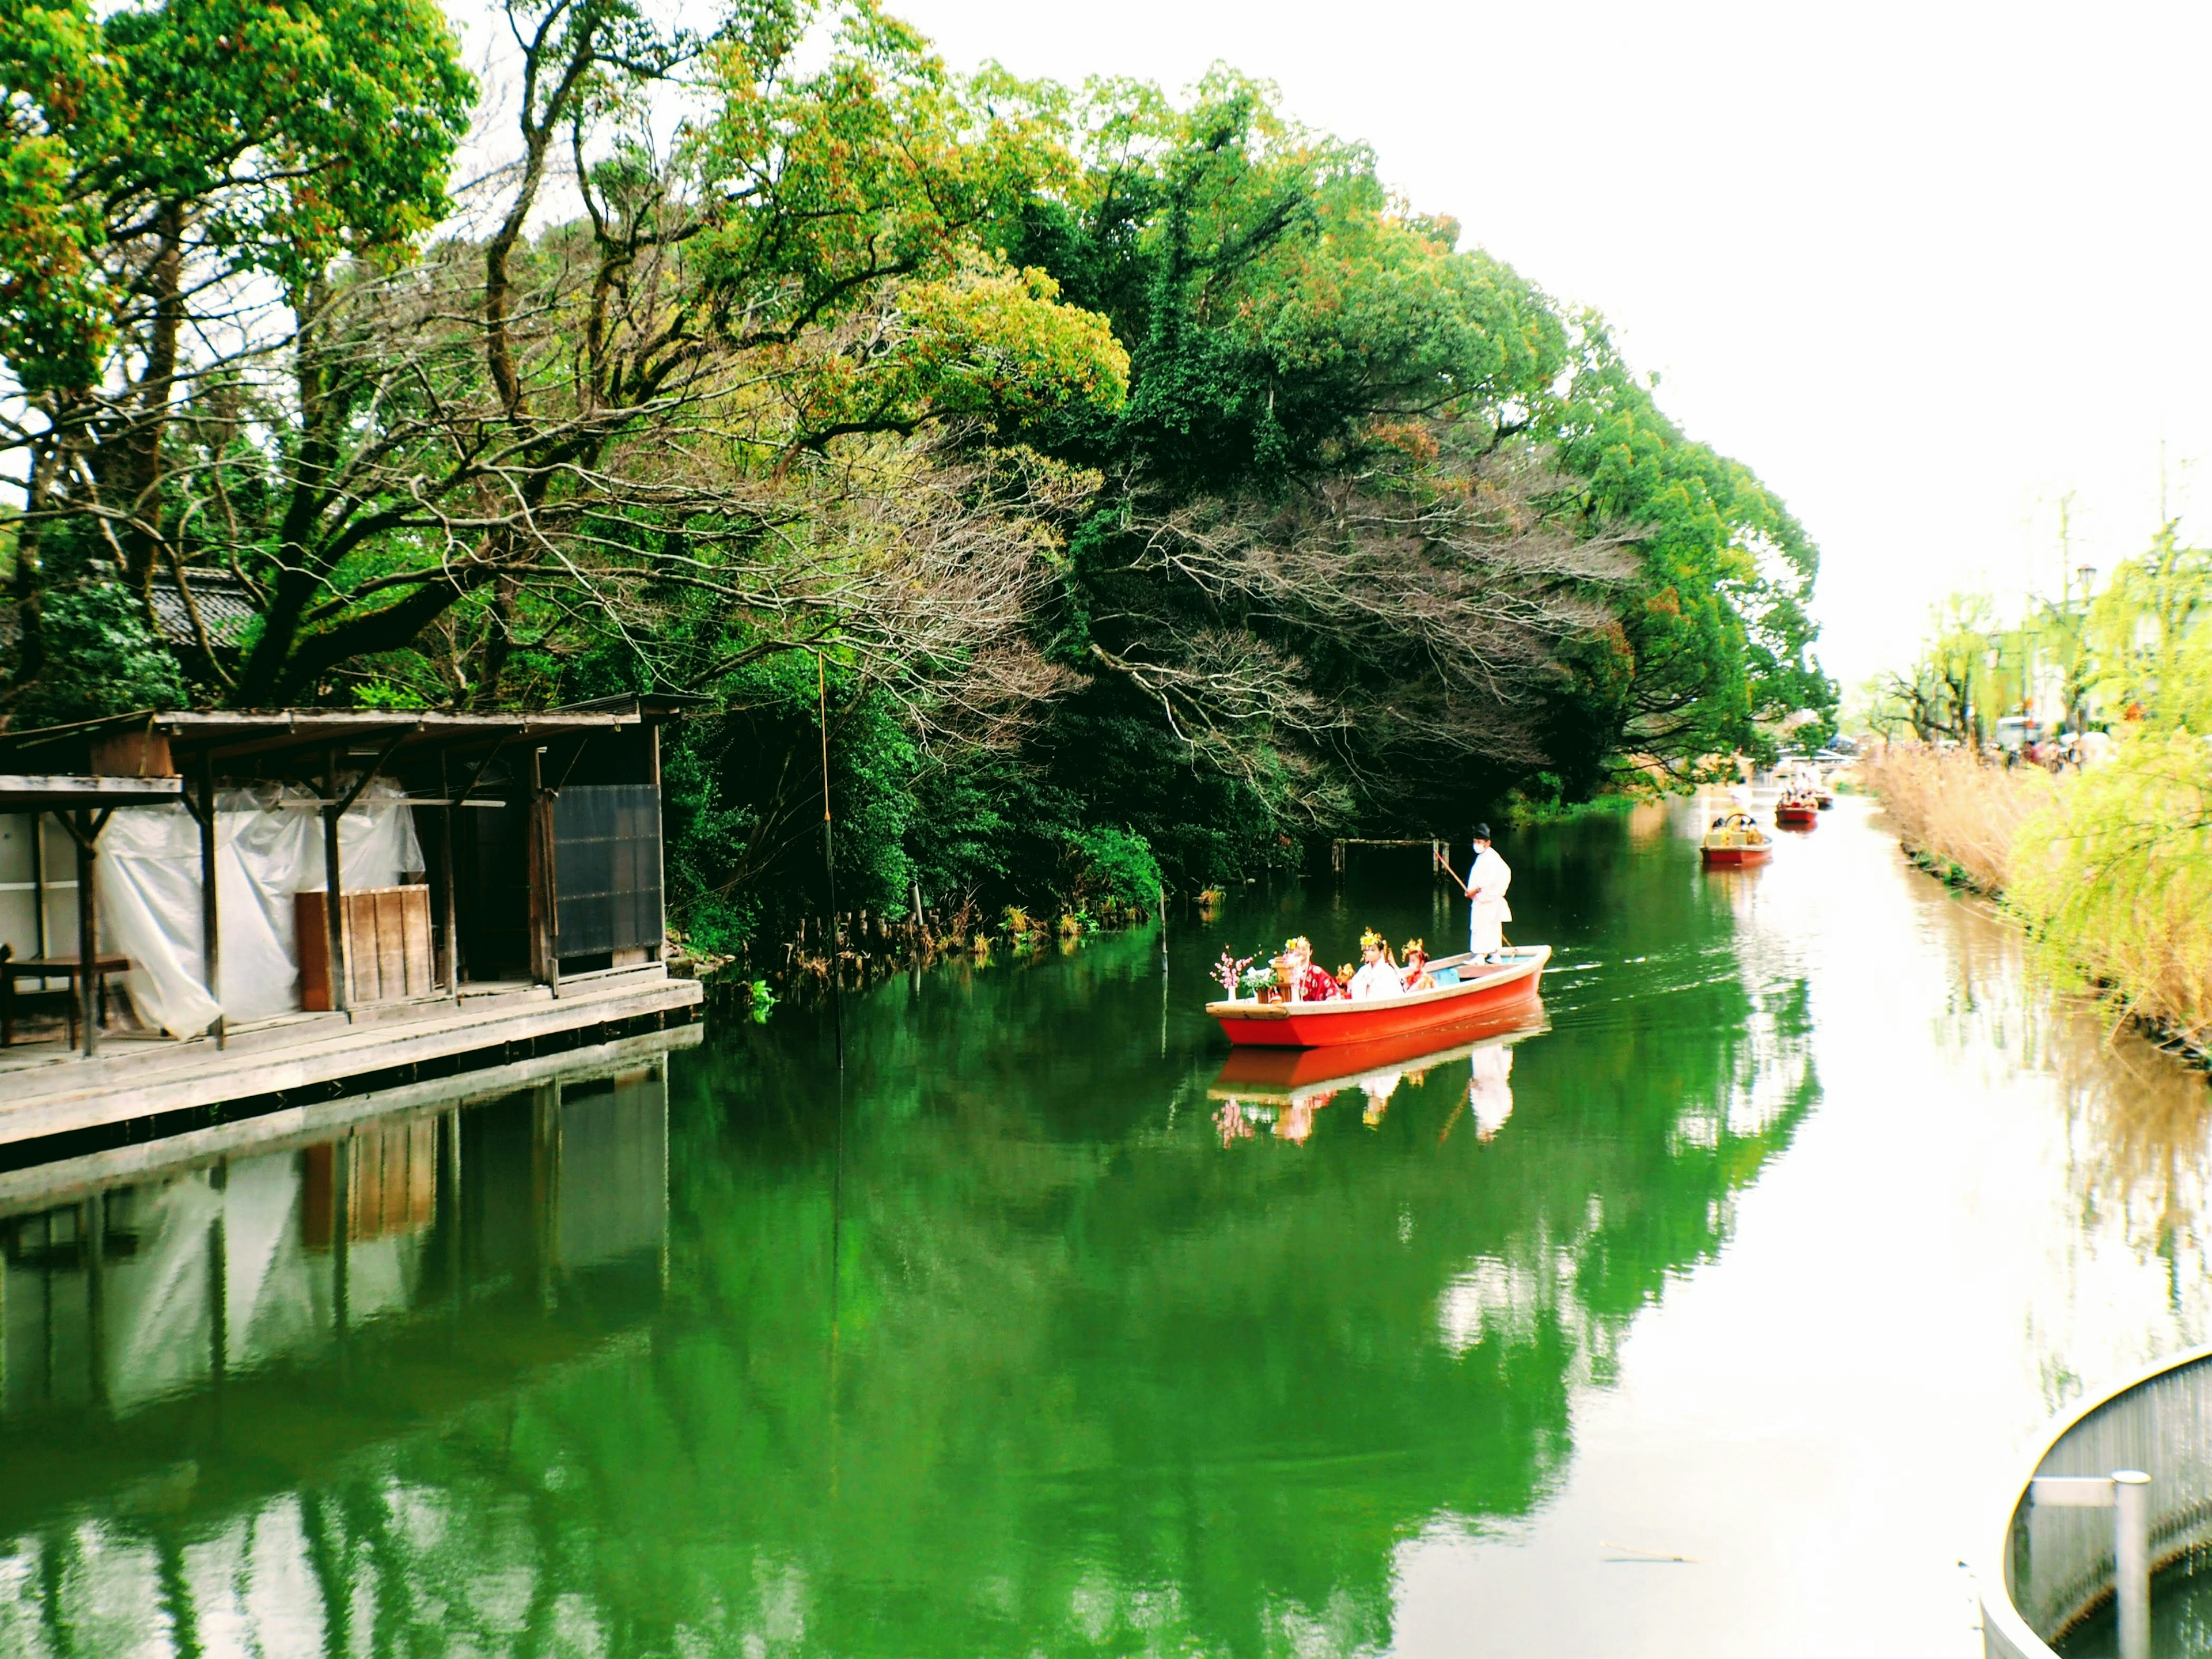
[1472,823,1491,842]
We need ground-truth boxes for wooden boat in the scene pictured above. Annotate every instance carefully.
[1775,797,1819,828]
[1207,945,1550,1048]
[1700,810,1773,867]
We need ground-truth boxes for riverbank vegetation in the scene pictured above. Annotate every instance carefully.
[1862,520,2212,1055]
[1,0,1833,951]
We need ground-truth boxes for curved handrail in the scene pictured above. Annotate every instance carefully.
[1980,1341,2212,1658]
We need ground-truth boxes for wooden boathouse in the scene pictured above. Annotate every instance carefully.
[0,698,703,1150]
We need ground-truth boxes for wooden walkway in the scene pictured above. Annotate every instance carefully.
[0,966,703,1152]
[0,1018,698,1219]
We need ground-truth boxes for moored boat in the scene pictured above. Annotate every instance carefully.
[1207,945,1549,1048]
[1700,809,1773,866]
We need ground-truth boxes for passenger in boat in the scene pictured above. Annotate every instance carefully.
[1347,929,1405,1000]
[1400,940,1435,993]
[1457,824,1513,961]
[1280,936,1344,1002]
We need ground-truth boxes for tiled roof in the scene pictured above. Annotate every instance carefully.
[147,569,260,647]
[0,570,261,653]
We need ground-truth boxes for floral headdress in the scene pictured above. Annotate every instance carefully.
[1403,938,1426,959]
[1283,935,1312,954]
[1359,927,1385,950]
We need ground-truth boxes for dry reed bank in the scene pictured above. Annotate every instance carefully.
[1863,738,2212,1056]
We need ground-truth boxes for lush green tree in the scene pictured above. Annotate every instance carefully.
[1539,325,1832,789]
[1,13,1836,941]
[0,0,475,702]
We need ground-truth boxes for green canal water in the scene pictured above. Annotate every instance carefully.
[2,798,2209,1658]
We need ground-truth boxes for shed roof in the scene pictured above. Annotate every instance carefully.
[0,775,185,811]
[0,696,695,775]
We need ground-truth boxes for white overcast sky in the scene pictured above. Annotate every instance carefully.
[863,0,2212,688]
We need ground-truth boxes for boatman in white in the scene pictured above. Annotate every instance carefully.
[1455,823,1513,960]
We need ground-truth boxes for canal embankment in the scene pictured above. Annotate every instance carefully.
[1863,739,2212,1067]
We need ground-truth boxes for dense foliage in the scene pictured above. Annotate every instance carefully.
[1,0,1833,946]
[1864,527,2212,1050]
[1861,522,2211,745]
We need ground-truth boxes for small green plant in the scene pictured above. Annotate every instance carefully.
[747,978,778,1024]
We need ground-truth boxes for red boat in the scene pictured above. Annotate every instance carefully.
[1207,945,1550,1048]
[1700,809,1774,867]
[1775,799,1819,828]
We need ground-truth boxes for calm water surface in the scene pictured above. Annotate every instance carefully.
[2,798,2209,1658]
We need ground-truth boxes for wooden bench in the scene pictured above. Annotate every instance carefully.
[0,946,130,1048]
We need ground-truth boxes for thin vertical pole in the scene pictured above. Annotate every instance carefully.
[541,747,563,997]
[322,749,349,1016]
[2116,1469,2152,1659]
[198,756,224,1047]
[818,653,843,1069]
[649,724,667,963]
[30,809,46,958]
[438,750,460,1002]
[73,810,97,1058]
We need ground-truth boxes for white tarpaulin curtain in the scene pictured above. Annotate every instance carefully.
[96,781,425,1036]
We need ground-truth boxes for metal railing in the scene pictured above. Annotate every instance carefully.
[1984,1344,2212,1658]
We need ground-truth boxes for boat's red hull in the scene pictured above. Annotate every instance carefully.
[1701,843,1773,866]
[1208,947,1548,1048]
[1775,803,1819,827]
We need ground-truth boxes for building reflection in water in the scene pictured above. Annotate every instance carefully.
[0,1050,672,1652]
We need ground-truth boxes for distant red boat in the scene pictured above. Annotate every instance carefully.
[1207,945,1550,1048]
[1775,800,1819,828]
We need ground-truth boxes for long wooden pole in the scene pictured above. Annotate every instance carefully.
[323,749,348,1015]
[819,653,843,1069]
[437,749,460,1003]
[198,755,223,1047]
[74,809,97,1058]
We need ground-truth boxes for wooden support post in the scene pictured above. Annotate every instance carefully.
[30,808,46,958]
[526,745,559,994]
[649,724,666,962]
[198,756,224,1048]
[437,751,461,1004]
[322,749,349,1016]
[73,809,97,1058]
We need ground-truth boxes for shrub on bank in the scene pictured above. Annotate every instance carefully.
[1859,744,2055,892]
[2008,732,2212,1050]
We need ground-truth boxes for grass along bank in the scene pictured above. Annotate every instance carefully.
[1865,739,2212,1062]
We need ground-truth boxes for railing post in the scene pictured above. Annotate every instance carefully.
[2115,1468,2151,1659]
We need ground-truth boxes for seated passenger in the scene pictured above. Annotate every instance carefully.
[1347,930,1404,1000]
[1400,940,1436,992]
[1279,936,1344,1002]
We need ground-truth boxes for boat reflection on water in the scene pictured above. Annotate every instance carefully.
[1208,1003,1550,1146]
